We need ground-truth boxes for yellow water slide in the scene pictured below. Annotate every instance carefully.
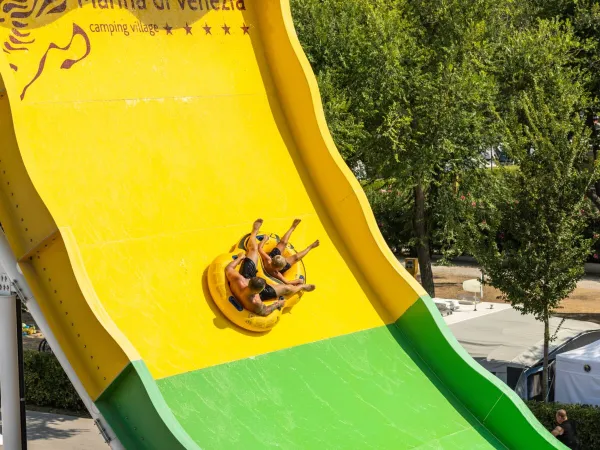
[0,0,562,447]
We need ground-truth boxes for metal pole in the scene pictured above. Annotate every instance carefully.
[480,268,484,300]
[15,294,27,449]
[0,287,22,450]
[0,232,122,448]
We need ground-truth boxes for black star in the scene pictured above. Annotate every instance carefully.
[184,23,192,35]
[222,24,230,35]
[241,23,250,35]
[164,23,173,35]
[203,23,211,35]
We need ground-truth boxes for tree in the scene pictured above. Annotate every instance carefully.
[363,181,415,254]
[525,0,600,211]
[292,0,505,296]
[455,20,598,401]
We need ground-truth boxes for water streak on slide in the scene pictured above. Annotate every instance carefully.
[0,0,563,447]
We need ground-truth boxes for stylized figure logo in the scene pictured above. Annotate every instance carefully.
[0,0,91,100]
[19,23,90,99]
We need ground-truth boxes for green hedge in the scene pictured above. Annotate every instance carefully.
[24,350,86,413]
[527,400,600,449]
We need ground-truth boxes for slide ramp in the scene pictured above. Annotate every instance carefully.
[0,0,561,447]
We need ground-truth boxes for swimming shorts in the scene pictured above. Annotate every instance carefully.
[240,258,278,302]
[239,258,258,279]
[268,248,292,273]
[259,284,277,301]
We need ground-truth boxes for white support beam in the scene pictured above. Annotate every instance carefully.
[0,232,123,449]
[0,291,22,450]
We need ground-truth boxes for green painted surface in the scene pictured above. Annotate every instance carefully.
[397,296,563,450]
[96,296,564,449]
[157,324,505,449]
[95,360,199,450]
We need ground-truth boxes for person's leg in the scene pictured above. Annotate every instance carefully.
[273,283,316,297]
[287,240,320,264]
[275,218,301,253]
[246,218,263,264]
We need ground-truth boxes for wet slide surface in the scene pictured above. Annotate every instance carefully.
[0,0,561,448]
[158,325,504,449]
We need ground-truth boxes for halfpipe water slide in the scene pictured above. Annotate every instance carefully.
[0,0,562,447]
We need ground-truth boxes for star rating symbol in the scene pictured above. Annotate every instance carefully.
[241,23,250,35]
[202,23,211,35]
[163,23,172,35]
[184,23,192,35]
[222,23,230,35]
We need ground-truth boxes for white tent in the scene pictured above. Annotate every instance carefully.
[555,339,600,406]
[447,306,600,387]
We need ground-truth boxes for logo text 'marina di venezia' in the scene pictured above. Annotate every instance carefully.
[77,0,246,11]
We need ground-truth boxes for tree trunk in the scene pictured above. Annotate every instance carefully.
[542,307,549,402]
[414,184,435,297]
[587,188,600,211]
[594,146,600,199]
[591,146,600,211]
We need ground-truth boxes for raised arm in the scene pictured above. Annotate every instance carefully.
[225,253,245,277]
[258,235,269,250]
[270,271,295,285]
[273,271,288,284]
[257,236,272,264]
[551,426,564,437]
[270,270,303,285]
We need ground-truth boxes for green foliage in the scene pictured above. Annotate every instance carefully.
[455,19,597,320]
[293,0,504,180]
[527,401,600,449]
[292,0,516,294]
[434,168,512,261]
[585,215,600,261]
[362,180,414,253]
[292,0,600,299]
[527,0,600,104]
[291,0,416,166]
[24,350,86,412]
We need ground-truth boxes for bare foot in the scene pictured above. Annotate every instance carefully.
[303,284,316,292]
[311,239,320,249]
[292,218,301,227]
[252,219,263,233]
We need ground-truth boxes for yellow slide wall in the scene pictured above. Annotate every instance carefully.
[0,1,564,448]
[0,0,424,399]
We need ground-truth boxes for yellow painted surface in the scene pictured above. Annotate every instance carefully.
[0,93,129,399]
[20,233,132,399]
[0,0,426,385]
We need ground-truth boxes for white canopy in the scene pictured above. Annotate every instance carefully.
[555,339,600,406]
[449,307,600,372]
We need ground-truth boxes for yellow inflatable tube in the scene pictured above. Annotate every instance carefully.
[208,233,307,332]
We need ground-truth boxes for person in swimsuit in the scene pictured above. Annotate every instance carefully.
[258,218,319,285]
[225,219,316,316]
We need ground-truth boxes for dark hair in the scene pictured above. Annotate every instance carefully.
[249,277,266,292]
